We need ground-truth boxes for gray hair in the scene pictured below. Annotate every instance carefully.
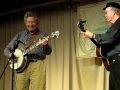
[24,11,39,23]
[111,7,120,16]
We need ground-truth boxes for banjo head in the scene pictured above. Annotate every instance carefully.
[9,49,24,70]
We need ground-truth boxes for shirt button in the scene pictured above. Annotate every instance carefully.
[113,59,115,63]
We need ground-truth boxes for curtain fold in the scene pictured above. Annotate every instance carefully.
[0,1,115,89]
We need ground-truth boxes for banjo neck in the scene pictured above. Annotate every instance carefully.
[23,36,49,55]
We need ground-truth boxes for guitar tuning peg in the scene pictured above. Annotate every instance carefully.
[50,32,55,38]
[50,30,60,38]
[55,31,60,38]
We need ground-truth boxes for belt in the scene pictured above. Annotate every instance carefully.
[29,59,38,62]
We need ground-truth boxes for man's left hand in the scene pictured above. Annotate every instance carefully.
[39,38,48,45]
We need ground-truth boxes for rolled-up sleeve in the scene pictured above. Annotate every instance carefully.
[4,33,20,57]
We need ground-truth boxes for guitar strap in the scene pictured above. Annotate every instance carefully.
[24,30,40,49]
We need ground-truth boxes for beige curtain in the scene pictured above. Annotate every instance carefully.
[40,7,78,90]
[1,0,120,90]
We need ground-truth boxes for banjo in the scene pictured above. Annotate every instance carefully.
[9,31,60,73]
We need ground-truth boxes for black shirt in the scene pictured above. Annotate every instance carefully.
[95,17,120,58]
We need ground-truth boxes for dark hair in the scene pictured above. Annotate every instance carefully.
[103,2,120,10]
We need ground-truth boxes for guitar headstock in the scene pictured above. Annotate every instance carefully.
[50,31,60,38]
[77,19,86,32]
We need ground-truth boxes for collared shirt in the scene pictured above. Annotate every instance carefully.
[95,17,120,58]
[4,28,52,60]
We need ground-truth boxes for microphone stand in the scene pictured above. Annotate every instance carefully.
[0,40,23,90]
[0,58,15,90]
[11,59,15,90]
[10,40,24,90]
[0,60,9,80]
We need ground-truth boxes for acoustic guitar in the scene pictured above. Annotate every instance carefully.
[77,20,110,71]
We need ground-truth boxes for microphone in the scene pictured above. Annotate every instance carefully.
[13,40,25,51]
[15,40,25,45]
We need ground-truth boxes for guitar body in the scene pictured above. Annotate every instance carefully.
[9,49,29,73]
[96,47,110,71]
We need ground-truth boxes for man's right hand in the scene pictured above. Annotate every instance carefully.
[80,30,94,38]
[9,53,16,60]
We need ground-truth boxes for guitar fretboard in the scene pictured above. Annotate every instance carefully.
[23,36,50,55]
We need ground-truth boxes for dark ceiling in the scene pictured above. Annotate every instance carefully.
[0,0,105,16]
[0,0,54,14]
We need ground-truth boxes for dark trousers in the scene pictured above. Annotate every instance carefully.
[109,55,120,90]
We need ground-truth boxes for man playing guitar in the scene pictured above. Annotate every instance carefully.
[80,2,120,90]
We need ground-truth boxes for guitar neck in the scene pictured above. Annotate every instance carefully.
[90,38,100,47]
[78,20,100,47]
[23,36,50,55]
[22,31,59,55]
[23,41,41,55]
